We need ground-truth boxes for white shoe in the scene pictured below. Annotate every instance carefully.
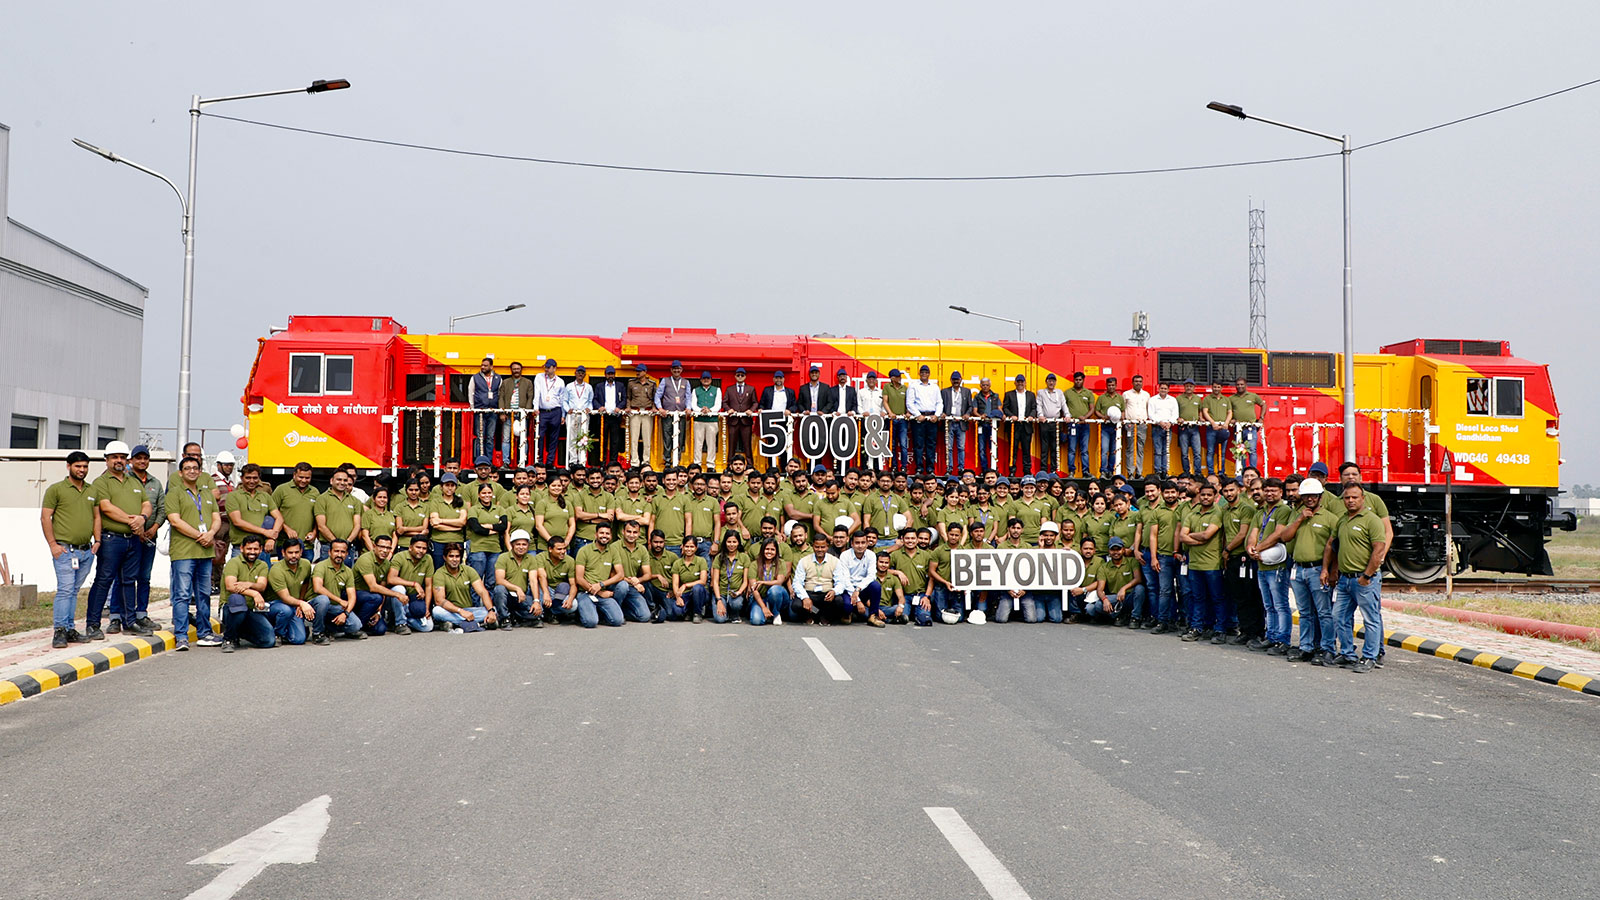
[773,614,783,626]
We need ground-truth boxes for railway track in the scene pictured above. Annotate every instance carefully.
[1392,577,1600,596]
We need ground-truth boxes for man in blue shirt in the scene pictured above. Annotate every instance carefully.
[471,357,502,464]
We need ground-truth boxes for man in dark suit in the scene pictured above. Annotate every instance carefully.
[824,367,858,415]
[799,364,829,415]
[1002,373,1037,476]
[940,371,974,475]
[759,371,799,465]
[724,367,758,462]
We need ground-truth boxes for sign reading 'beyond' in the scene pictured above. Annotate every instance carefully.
[949,549,1087,591]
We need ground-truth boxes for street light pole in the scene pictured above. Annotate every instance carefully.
[78,78,350,451]
[1208,101,1357,466]
[449,303,528,332]
[948,305,1024,341]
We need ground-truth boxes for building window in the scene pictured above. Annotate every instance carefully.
[58,421,85,450]
[10,415,41,449]
[97,427,122,450]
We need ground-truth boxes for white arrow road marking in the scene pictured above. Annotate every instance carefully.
[924,807,1034,900]
[802,636,852,681]
[186,794,332,900]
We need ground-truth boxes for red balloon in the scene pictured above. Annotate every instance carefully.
[236,437,249,449]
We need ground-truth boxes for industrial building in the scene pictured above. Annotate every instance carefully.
[0,121,147,451]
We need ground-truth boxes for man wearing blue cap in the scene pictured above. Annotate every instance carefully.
[654,360,690,465]
[691,370,722,466]
[725,367,756,460]
[595,365,625,464]
[562,365,595,467]
[940,371,973,475]
[627,362,657,465]
[533,359,565,466]
[471,357,503,464]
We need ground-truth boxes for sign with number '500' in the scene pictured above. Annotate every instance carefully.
[758,413,890,462]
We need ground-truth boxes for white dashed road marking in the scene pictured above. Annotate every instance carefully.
[802,637,852,681]
[924,806,1034,900]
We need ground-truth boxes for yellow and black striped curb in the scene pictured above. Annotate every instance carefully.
[0,623,216,707]
[1352,621,1600,696]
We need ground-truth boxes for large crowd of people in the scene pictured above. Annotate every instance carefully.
[40,432,1391,674]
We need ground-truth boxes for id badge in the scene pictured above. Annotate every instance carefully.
[71,555,81,570]
[1180,561,1189,576]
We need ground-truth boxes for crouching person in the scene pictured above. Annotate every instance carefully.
[535,538,577,624]
[352,534,406,635]
[385,536,437,633]
[267,538,315,644]
[220,534,275,653]
[493,529,544,628]
[433,543,497,631]
[310,539,365,644]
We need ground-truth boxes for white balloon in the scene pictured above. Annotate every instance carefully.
[230,423,246,439]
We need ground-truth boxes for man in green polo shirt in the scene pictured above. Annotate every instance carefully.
[1200,381,1233,477]
[1229,378,1265,470]
[1246,478,1294,653]
[310,539,364,643]
[85,441,151,639]
[386,535,437,632]
[352,534,410,635]
[608,519,653,623]
[1063,371,1097,479]
[267,538,316,644]
[42,451,97,646]
[167,456,224,649]
[1324,484,1389,672]
[220,535,275,652]
[684,474,721,560]
[492,529,543,626]
[535,537,578,623]
[1218,479,1257,645]
[1178,483,1225,641]
[225,462,279,557]
[271,462,321,548]
[1175,380,1204,477]
[883,368,909,472]
[1093,378,1124,479]
[313,469,363,561]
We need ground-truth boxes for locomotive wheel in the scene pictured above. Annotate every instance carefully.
[1386,555,1446,584]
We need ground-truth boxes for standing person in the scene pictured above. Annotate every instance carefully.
[271,462,320,557]
[724,367,757,464]
[534,359,566,467]
[1324,484,1389,672]
[691,370,723,467]
[758,371,798,466]
[563,366,595,468]
[1122,375,1151,477]
[1063,372,1096,479]
[1036,374,1066,474]
[209,450,238,593]
[1230,378,1266,470]
[498,361,535,467]
[973,377,1002,472]
[121,445,164,634]
[827,367,858,415]
[471,357,503,465]
[1177,483,1225,642]
[1148,381,1179,479]
[593,365,626,465]
[1247,478,1293,654]
[313,469,363,562]
[654,360,691,467]
[799,364,829,415]
[940,372,973,477]
[1280,478,1341,664]
[85,442,150,639]
[1174,380,1203,476]
[883,369,910,473]
[1142,481,1183,633]
[167,456,224,649]
[1002,374,1036,477]
[225,463,278,559]
[1201,379,1233,477]
[626,363,658,467]
[219,535,275,653]
[1093,377,1124,479]
[41,451,96,648]
[906,365,941,475]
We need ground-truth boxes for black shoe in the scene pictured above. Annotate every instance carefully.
[52,627,68,649]
[394,623,413,635]
[1209,632,1228,645]
[1115,617,1131,628]
[105,620,122,635]
[1336,655,1357,668]
[1375,652,1385,668]
[311,633,332,645]
[1180,629,1201,642]
[1264,643,1288,657]
[1228,633,1250,645]
[130,620,154,636]
[1246,637,1270,651]
[135,616,157,631]
[350,630,369,640]
[1150,623,1170,634]
[531,617,546,628]
[66,628,86,644]
[85,626,105,641]
[221,640,236,654]
[1350,658,1376,673]
[1198,629,1216,642]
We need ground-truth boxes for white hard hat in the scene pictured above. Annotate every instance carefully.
[939,608,961,625]
[968,609,987,625]
[1298,478,1323,496]
[1106,405,1123,421]
[104,440,131,457]
[834,515,854,530]
[892,513,907,531]
[1261,544,1288,566]
[508,529,531,543]
[783,519,801,535]
[512,417,526,436]
[1040,521,1059,533]
[215,451,236,465]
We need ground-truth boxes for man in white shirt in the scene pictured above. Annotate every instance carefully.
[533,360,566,466]
[837,532,889,627]
[1036,373,1067,473]
[1122,374,1152,476]
[906,364,942,475]
[595,365,626,465]
[858,371,884,416]
[561,366,595,467]
[1148,380,1180,478]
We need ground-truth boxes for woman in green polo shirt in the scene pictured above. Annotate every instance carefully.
[361,486,398,554]
[504,486,540,553]
[465,483,505,583]
[535,477,576,552]
[711,531,769,625]
[426,476,468,568]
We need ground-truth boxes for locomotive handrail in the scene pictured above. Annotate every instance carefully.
[1286,408,1431,484]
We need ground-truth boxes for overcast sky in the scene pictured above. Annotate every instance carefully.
[3,3,1595,483]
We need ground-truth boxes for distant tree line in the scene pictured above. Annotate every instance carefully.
[1570,484,1600,499]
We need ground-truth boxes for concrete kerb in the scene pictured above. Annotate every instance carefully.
[0,622,217,706]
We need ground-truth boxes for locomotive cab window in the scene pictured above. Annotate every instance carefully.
[1493,377,1523,418]
[325,356,354,395]
[289,353,354,396]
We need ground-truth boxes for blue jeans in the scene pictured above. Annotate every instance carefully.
[1237,424,1259,469]
[351,591,393,635]
[1150,425,1171,476]
[914,420,938,472]
[51,546,95,629]
[169,558,214,643]
[1022,591,1063,623]
[1065,423,1092,477]
[311,595,361,637]
[108,536,157,623]
[1258,567,1293,644]
[713,593,768,625]
[944,421,967,474]
[576,591,624,628]
[269,600,310,644]
[1289,564,1335,653]
[893,418,911,470]
[467,551,497,585]
[976,422,996,471]
[1183,568,1224,631]
[992,591,1025,623]
[667,584,708,620]
[491,584,535,621]
[762,585,791,619]
[393,587,436,632]
[612,582,652,622]
[1335,575,1383,659]
[222,603,277,648]
[433,605,488,628]
[1206,427,1230,474]
[473,408,500,463]
[86,532,139,629]
[1143,554,1178,624]
[1099,424,1118,477]
[1177,425,1203,475]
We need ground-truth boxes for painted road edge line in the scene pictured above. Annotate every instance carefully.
[802,636,852,681]
[1288,610,1600,697]
[0,624,212,707]
[924,807,1034,900]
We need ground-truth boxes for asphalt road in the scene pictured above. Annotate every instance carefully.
[1,618,1596,900]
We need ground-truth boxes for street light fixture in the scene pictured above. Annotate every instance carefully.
[75,78,351,450]
[948,305,1024,341]
[1208,99,1356,465]
[450,303,527,332]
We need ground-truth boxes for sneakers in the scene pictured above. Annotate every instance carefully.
[311,633,332,646]
[85,626,105,641]
[1209,632,1228,645]
[691,614,703,624]
[105,620,123,635]
[1335,655,1358,668]
[1228,633,1250,645]
[1149,623,1170,634]
[196,634,223,648]
[1246,637,1271,651]
[772,614,783,626]
[350,630,369,640]
[175,642,190,652]
[394,623,413,635]
[529,618,544,629]
[221,640,237,653]
[52,627,68,649]
[1375,651,1386,668]
[135,616,157,631]
[1180,629,1202,642]
[1350,658,1376,673]
[867,614,887,628]
[128,620,154,636]
[1265,643,1289,657]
